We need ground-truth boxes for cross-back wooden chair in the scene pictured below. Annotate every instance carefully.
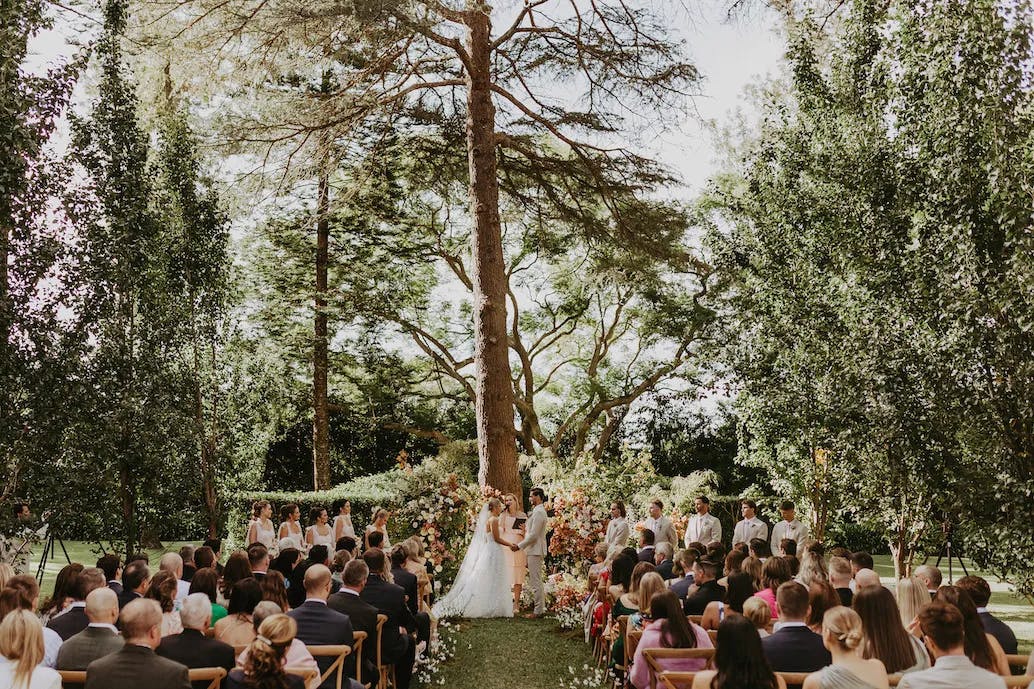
[188,667,227,689]
[351,630,368,686]
[58,670,87,689]
[307,644,352,689]
[641,648,715,689]
[375,613,396,689]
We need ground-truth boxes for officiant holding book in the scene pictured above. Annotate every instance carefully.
[501,494,527,615]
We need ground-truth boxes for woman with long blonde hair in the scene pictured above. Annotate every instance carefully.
[226,613,305,689]
[364,507,391,550]
[0,609,61,689]
[895,575,930,631]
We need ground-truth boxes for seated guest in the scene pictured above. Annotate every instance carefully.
[97,555,123,596]
[761,581,831,672]
[913,564,941,598]
[683,558,724,615]
[286,564,357,689]
[156,593,234,683]
[390,546,430,652]
[202,540,224,574]
[637,529,656,564]
[933,586,1009,675]
[192,546,216,573]
[84,599,191,689]
[247,544,270,580]
[854,568,882,590]
[716,549,745,589]
[701,571,755,630]
[0,609,62,689]
[956,575,1018,655]
[328,560,380,686]
[628,573,666,631]
[258,570,291,612]
[753,557,792,619]
[894,576,930,634]
[219,552,253,607]
[802,606,888,689]
[331,550,352,590]
[850,552,875,577]
[49,567,105,641]
[607,554,636,605]
[669,549,698,599]
[742,556,764,592]
[691,615,786,689]
[749,538,772,560]
[366,530,385,550]
[159,552,190,605]
[743,596,772,637]
[179,546,196,582]
[39,563,82,624]
[898,602,1007,689]
[853,585,929,675]
[118,562,149,608]
[271,548,302,581]
[188,567,227,624]
[2,574,63,668]
[145,571,182,637]
[780,539,798,559]
[335,537,358,558]
[226,614,305,689]
[214,577,261,646]
[629,591,713,689]
[828,556,854,606]
[56,588,123,670]
[806,578,841,632]
[653,543,674,581]
[235,601,317,676]
[288,545,330,609]
[796,543,827,588]
[361,548,416,689]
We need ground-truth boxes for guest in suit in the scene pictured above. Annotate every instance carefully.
[328,559,380,687]
[287,545,330,609]
[761,581,831,673]
[653,543,675,580]
[56,587,124,670]
[286,564,357,689]
[683,558,725,615]
[828,556,854,606]
[637,529,656,564]
[84,598,191,689]
[390,546,430,653]
[156,593,234,686]
[227,614,305,689]
[97,555,123,596]
[361,548,416,689]
[956,576,1018,655]
[49,567,105,641]
[247,544,270,580]
[668,549,696,600]
[897,602,1007,689]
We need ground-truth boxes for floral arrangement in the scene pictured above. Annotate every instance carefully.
[413,619,458,686]
[548,488,605,574]
[547,571,589,630]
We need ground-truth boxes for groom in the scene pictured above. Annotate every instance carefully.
[513,487,548,618]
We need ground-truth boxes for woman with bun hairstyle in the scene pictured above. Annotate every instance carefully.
[802,606,889,689]
[226,613,305,689]
[248,501,276,550]
[277,504,304,551]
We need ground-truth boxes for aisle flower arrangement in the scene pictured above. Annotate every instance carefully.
[547,571,590,630]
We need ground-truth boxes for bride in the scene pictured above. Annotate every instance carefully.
[432,497,516,618]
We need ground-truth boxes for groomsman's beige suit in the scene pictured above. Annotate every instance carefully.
[518,493,549,616]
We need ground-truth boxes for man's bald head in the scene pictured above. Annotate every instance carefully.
[303,564,332,599]
[854,568,882,589]
[120,598,163,646]
[85,587,119,625]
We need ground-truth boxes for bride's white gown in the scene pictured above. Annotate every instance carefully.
[431,506,514,618]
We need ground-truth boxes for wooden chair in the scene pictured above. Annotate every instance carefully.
[352,630,368,685]
[58,670,87,689]
[375,613,396,689]
[308,644,352,689]
[642,649,714,689]
[610,615,629,689]
[1003,678,1034,688]
[286,666,320,685]
[1005,654,1030,672]
[687,615,703,625]
[706,630,717,644]
[658,671,697,689]
[188,667,227,689]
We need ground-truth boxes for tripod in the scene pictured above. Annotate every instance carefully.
[35,530,71,585]
[934,521,968,585]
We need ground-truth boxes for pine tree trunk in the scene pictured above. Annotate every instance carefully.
[312,164,331,490]
[464,8,520,498]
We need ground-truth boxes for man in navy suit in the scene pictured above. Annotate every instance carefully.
[762,581,832,673]
[361,549,416,689]
[637,528,656,563]
[957,576,1018,654]
[390,546,430,653]
[118,561,150,610]
[286,564,358,689]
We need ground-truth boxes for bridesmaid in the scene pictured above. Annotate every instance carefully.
[247,500,276,550]
[305,507,334,549]
[278,503,304,551]
[501,493,527,614]
[332,499,355,541]
[364,508,391,549]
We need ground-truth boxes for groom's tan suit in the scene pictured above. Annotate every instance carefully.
[518,503,549,614]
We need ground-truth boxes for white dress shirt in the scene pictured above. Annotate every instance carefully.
[684,513,722,546]
[770,519,809,552]
[42,627,62,668]
[732,517,768,544]
[605,517,630,551]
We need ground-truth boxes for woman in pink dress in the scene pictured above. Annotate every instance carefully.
[753,556,792,619]
[629,590,713,689]
[501,493,527,614]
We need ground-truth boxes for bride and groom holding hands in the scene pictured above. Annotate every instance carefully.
[431,488,549,619]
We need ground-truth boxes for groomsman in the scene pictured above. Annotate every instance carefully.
[770,501,808,554]
[684,496,722,547]
[732,499,768,544]
[642,499,677,551]
[604,501,630,554]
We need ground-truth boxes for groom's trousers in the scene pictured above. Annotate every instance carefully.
[527,553,545,614]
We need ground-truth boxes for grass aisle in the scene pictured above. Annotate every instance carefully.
[426,617,601,689]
